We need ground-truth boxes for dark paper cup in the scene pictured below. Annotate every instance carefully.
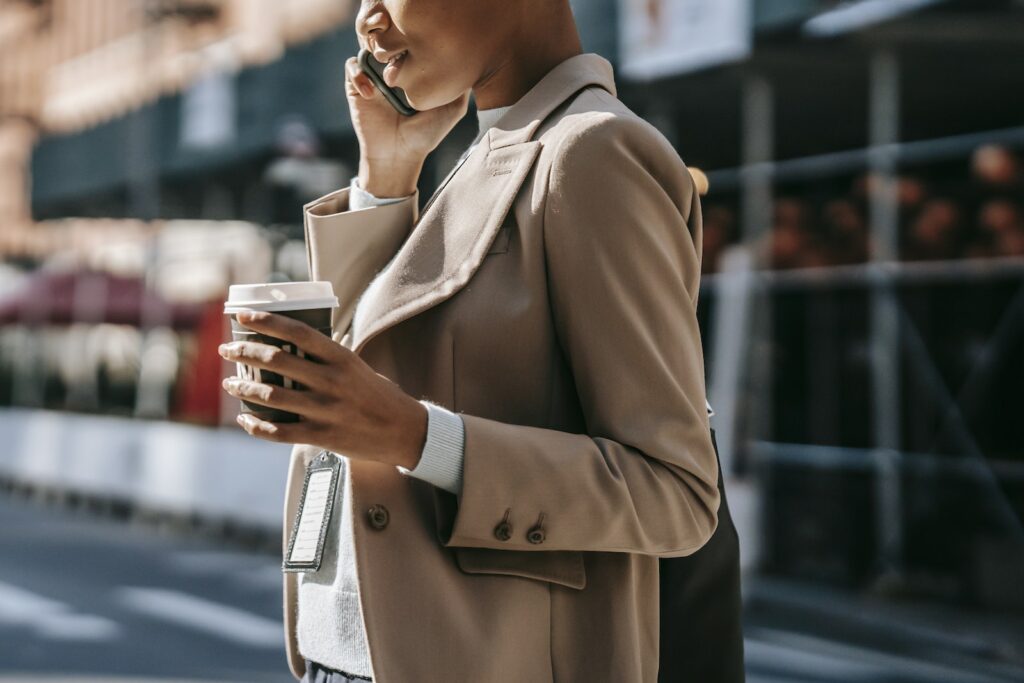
[224,281,339,423]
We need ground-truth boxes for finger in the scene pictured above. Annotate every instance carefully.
[235,413,308,444]
[344,58,360,96]
[222,376,322,416]
[344,57,361,92]
[218,340,333,392]
[233,311,342,368]
[345,57,375,99]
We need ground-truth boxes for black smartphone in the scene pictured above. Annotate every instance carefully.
[357,47,418,117]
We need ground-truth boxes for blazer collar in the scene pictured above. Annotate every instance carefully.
[486,51,616,148]
[344,53,617,355]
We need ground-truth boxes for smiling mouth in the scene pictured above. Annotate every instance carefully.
[383,50,408,86]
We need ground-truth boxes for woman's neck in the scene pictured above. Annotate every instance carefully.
[471,6,582,110]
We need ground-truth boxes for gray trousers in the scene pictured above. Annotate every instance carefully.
[301,659,373,683]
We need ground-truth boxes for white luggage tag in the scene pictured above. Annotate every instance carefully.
[283,450,340,573]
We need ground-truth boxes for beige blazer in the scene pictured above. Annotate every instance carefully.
[282,52,719,682]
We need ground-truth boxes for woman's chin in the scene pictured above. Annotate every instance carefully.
[401,91,422,110]
[404,83,466,113]
[404,90,441,112]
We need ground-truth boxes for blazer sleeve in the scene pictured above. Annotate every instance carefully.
[303,185,420,339]
[434,115,720,557]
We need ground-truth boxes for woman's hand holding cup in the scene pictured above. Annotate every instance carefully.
[220,284,427,471]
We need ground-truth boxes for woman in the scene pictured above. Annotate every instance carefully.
[218,0,742,681]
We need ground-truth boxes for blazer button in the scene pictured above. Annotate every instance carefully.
[493,521,513,541]
[526,511,546,544]
[366,504,389,530]
[494,507,513,541]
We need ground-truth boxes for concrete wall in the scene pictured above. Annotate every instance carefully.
[0,407,290,532]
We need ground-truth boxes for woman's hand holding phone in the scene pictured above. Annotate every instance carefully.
[344,54,470,198]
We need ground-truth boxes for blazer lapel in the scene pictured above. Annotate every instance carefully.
[343,52,618,356]
[348,131,541,355]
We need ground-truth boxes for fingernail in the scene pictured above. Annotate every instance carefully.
[239,311,270,323]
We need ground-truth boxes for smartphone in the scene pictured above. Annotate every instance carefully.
[357,47,418,117]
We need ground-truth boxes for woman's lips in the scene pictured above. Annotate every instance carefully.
[383,51,407,87]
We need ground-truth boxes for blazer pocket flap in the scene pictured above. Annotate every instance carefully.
[454,546,586,590]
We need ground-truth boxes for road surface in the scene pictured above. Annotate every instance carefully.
[1,491,1021,682]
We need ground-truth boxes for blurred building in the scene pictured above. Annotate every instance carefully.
[0,0,356,427]
[0,0,354,260]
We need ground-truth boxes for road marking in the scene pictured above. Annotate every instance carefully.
[114,587,282,648]
[170,550,282,590]
[0,580,120,641]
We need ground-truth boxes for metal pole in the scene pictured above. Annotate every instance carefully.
[133,0,168,419]
[740,74,775,453]
[868,48,904,580]
[711,74,774,475]
[706,75,774,574]
[127,2,160,222]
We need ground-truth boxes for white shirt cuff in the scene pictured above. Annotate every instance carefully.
[349,175,415,210]
[396,400,465,496]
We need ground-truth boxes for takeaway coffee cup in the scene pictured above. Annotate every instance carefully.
[223,281,339,423]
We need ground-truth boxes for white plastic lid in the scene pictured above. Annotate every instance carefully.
[224,281,339,313]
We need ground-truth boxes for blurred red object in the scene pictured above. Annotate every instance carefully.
[171,298,227,426]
